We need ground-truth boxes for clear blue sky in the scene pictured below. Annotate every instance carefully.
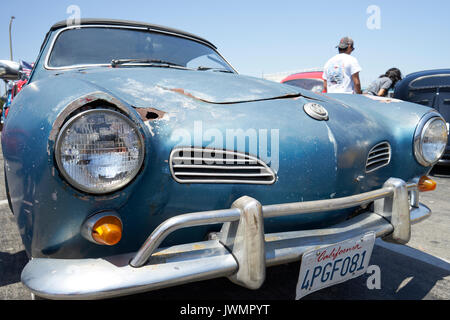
[2,0,450,87]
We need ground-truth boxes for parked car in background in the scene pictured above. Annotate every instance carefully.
[394,69,450,166]
[281,71,324,93]
[0,60,32,130]
[2,79,27,125]
[0,19,447,300]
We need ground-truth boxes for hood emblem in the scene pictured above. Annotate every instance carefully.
[303,103,329,121]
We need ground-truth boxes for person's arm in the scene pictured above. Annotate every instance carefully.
[377,78,392,97]
[352,72,362,94]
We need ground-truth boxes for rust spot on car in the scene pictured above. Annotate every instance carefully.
[153,249,184,257]
[48,92,139,143]
[166,86,319,105]
[265,235,281,242]
[192,244,206,250]
[169,88,200,101]
[135,107,166,121]
[152,243,206,257]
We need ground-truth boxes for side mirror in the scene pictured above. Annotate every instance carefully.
[0,60,21,81]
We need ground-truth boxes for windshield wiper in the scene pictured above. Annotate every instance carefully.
[111,59,188,69]
[197,66,234,73]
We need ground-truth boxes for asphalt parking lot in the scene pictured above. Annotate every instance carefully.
[0,140,449,300]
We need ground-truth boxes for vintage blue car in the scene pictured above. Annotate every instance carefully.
[0,19,448,299]
[394,69,450,166]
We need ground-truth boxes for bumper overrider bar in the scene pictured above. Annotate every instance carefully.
[22,178,431,299]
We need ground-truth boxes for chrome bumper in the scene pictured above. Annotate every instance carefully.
[21,178,431,300]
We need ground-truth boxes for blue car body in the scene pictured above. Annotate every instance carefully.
[1,19,446,299]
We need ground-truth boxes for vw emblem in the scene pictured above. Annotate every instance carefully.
[303,103,329,121]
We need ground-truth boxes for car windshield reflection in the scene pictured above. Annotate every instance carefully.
[47,26,235,73]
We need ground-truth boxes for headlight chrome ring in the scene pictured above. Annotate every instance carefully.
[413,112,448,167]
[55,108,145,194]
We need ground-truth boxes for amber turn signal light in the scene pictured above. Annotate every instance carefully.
[92,215,123,246]
[418,176,437,192]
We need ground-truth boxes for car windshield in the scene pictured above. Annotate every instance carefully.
[47,27,235,72]
[283,79,324,93]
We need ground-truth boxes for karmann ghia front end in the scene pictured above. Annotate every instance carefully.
[1,19,447,299]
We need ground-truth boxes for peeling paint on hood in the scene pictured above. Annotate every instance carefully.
[62,67,321,109]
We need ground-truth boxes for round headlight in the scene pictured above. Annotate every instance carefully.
[55,109,144,194]
[414,114,448,167]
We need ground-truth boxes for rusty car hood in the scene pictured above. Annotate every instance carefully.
[61,66,319,108]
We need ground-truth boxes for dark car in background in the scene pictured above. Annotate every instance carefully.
[394,69,450,166]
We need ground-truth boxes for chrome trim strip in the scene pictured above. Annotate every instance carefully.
[130,208,242,267]
[367,157,390,166]
[264,212,394,267]
[172,157,257,164]
[45,25,146,70]
[174,172,274,177]
[169,147,276,185]
[367,151,390,161]
[413,111,447,167]
[262,187,394,218]
[365,141,391,173]
[172,164,264,170]
[48,91,144,142]
[409,74,450,89]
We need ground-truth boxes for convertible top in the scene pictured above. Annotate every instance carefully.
[50,18,217,49]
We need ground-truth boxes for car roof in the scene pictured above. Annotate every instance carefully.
[393,68,450,100]
[281,71,323,83]
[403,68,450,80]
[49,18,217,49]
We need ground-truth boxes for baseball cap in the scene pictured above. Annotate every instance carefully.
[336,37,354,49]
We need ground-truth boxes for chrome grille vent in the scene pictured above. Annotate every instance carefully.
[169,147,276,184]
[366,142,391,173]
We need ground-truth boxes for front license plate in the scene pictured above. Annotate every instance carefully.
[296,232,375,299]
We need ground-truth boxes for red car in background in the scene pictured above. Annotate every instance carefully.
[1,60,33,130]
[1,79,27,131]
[281,71,324,93]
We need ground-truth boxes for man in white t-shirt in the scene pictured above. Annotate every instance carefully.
[322,37,362,94]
